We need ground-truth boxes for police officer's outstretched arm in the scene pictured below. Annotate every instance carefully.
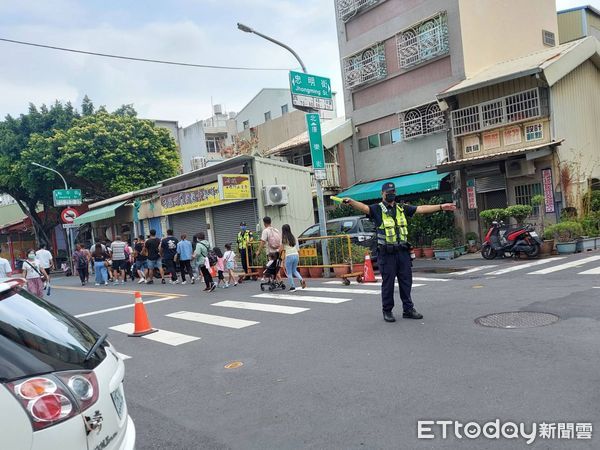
[415,203,457,214]
[342,198,370,215]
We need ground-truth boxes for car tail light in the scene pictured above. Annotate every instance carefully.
[6,371,100,431]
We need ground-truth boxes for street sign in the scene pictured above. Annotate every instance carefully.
[314,169,327,180]
[306,114,325,172]
[62,223,79,229]
[61,207,80,224]
[53,189,82,206]
[289,71,334,111]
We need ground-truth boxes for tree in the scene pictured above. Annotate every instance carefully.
[113,104,137,117]
[81,95,94,116]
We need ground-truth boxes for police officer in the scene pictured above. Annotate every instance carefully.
[236,222,253,279]
[343,182,456,322]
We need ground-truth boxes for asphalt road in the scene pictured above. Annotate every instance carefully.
[47,252,600,450]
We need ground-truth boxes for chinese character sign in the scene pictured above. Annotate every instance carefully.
[466,186,477,209]
[218,174,251,200]
[306,113,325,170]
[542,168,555,213]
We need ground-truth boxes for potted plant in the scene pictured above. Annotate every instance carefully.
[479,208,509,229]
[578,215,599,252]
[545,221,583,254]
[432,238,454,260]
[506,205,533,226]
[465,231,478,246]
[412,247,423,258]
[350,243,367,274]
[541,229,555,255]
[328,235,352,277]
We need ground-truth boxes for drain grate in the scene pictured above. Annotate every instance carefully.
[475,311,559,329]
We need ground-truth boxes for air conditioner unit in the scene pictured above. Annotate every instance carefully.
[263,185,289,207]
[435,148,448,165]
[505,159,536,178]
[191,156,208,171]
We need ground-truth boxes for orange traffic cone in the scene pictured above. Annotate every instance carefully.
[363,252,376,282]
[128,291,158,337]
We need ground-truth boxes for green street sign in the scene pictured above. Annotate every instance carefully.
[306,113,325,173]
[290,71,334,111]
[53,189,82,206]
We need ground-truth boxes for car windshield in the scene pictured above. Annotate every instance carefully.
[361,219,376,233]
[340,220,357,233]
[0,286,106,382]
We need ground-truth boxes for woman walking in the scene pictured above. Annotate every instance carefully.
[280,224,306,292]
[73,244,89,286]
[92,243,109,286]
[22,249,47,297]
[193,232,215,292]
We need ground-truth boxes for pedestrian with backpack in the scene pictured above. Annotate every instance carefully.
[73,244,89,286]
[256,216,282,280]
[193,232,215,292]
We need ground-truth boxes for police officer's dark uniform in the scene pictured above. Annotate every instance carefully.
[237,222,253,276]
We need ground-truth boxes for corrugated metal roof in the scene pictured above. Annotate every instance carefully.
[267,117,353,155]
[439,37,600,98]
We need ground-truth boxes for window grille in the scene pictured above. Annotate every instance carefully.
[451,88,542,136]
[337,0,381,22]
[396,12,449,69]
[398,102,445,140]
[343,43,387,89]
[542,30,556,47]
[515,183,542,214]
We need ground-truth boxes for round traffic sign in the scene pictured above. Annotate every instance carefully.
[61,207,79,224]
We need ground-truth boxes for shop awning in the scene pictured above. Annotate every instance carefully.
[73,201,126,225]
[338,170,449,202]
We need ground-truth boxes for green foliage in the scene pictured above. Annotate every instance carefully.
[479,208,509,227]
[327,234,352,264]
[432,238,453,249]
[407,196,455,245]
[465,231,478,242]
[583,190,600,213]
[580,211,600,237]
[531,194,544,207]
[560,207,578,221]
[543,221,584,242]
[350,243,368,263]
[327,203,355,220]
[506,205,533,224]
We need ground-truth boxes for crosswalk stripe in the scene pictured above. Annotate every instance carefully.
[302,287,380,295]
[449,266,497,276]
[323,280,425,287]
[485,258,566,275]
[412,277,449,282]
[212,301,309,314]
[109,323,200,346]
[166,311,259,329]
[528,255,600,274]
[117,352,131,360]
[253,293,351,304]
[578,266,600,275]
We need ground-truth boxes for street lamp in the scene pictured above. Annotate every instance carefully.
[237,23,330,274]
[31,162,68,190]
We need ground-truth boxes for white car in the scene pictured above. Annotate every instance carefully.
[0,278,136,450]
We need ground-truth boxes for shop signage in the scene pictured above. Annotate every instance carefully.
[299,247,317,258]
[161,182,222,215]
[542,168,555,213]
[503,127,522,146]
[218,174,251,201]
[483,131,500,150]
[466,179,477,209]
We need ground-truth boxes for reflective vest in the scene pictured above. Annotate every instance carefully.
[237,231,252,250]
[377,203,408,246]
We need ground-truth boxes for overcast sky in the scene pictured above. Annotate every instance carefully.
[0,0,594,126]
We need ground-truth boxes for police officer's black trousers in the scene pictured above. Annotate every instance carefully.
[239,248,249,274]
[379,250,414,313]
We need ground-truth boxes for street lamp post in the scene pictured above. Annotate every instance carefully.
[30,162,74,273]
[237,23,331,275]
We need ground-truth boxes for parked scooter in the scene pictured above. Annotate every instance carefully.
[481,220,542,259]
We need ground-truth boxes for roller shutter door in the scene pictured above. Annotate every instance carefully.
[169,210,207,240]
[475,175,506,193]
[211,200,258,250]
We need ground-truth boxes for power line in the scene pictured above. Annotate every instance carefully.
[0,37,293,71]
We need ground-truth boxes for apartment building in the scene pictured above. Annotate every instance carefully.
[335,0,559,202]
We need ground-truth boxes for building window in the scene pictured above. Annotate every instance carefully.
[206,138,219,153]
[379,131,392,146]
[281,104,289,114]
[337,0,382,22]
[398,102,445,140]
[396,12,449,69]
[343,43,387,90]
[451,88,543,136]
[293,153,312,166]
[525,123,543,141]
[243,120,249,130]
[463,136,480,154]
[368,134,381,149]
[391,128,402,143]
[264,111,271,121]
[542,30,555,47]
[358,137,369,152]
[515,183,542,214]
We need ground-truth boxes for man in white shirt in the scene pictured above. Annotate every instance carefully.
[0,250,12,279]
[35,244,53,281]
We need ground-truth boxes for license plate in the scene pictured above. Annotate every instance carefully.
[110,385,125,420]
[530,231,538,237]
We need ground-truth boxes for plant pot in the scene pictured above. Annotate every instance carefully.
[468,240,476,246]
[299,267,310,278]
[556,241,577,254]
[433,249,454,260]
[596,237,600,250]
[308,267,323,278]
[333,265,351,277]
[412,247,423,258]
[458,245,467,255]
[540,239,554,255]
[577,237,595,252]
[422,247,434,258]
[352,263,365,274]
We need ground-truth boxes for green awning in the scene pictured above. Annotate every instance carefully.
[73,201,127,225]
[338,170,449,202]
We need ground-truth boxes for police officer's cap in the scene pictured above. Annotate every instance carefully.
[381,182,396,192]
[240,222,247,226]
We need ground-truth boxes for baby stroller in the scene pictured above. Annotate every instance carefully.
[260,252,286,292]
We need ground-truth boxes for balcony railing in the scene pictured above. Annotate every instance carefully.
[311,163,341,191]
[337,0,381,22]
[398,102,446,140]
[396,12,449,69]
[343,43,387,90]
[451,88,546,137]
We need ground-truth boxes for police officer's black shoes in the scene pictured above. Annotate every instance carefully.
[383,311,396,322]
[402,309,423,319]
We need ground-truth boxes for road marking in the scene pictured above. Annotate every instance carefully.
[578,266,600,275]
[75,295,180,318]
[448,266,497,276]
[166,311,259,329]
[117,352,131,360]
[54,285,186,297]
[528,256,600,275]
[254,293,351,304]
[301,287,380,295]
[109,323,200,346]
[323,281,425,287]
[412,277,449,282]
[485,258,566,275]
[212,301,309,315]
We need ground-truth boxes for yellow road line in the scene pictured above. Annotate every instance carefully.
[53,285,187,298]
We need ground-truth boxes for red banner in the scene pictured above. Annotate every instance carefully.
[542,168,555,213]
